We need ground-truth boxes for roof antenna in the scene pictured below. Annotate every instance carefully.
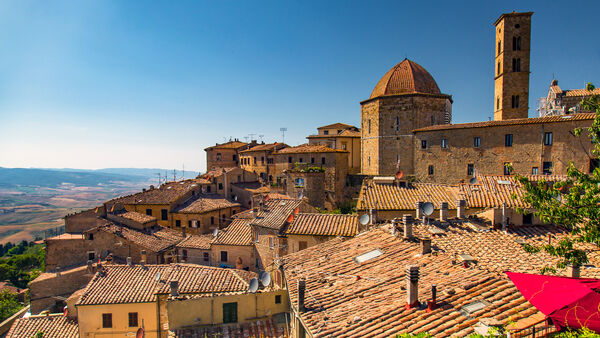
[280,127,287,144]
[259,135,264,143]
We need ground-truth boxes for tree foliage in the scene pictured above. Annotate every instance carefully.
[0,290,22,322]
[516,83,600,269]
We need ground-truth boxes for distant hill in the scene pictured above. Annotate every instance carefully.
[0,167,156,188]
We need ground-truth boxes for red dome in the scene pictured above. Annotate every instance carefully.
[370,59,441,99]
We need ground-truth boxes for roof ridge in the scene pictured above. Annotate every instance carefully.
[231,270,250,288]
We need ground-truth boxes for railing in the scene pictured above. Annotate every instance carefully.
[509,318,557,337]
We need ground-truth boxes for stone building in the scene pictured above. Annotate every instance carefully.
[170,193,240,235]
[210,218,256,271]
[283,213,359,254]
[307,123,361,174]
[360,59,453,176]
[494,12,533,121]
[539,79,600,116]
[239,142,288,183]
[204,139,253,170]
[175,234,213,265]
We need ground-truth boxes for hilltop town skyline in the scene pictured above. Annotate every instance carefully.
[1,1,599,172]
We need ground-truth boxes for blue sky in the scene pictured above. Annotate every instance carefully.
[0,0,598,172]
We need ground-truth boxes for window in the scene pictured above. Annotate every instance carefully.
[467,164,474,176]
[203,252,209,262]
[590,159,600,173]
[223,302,238,324]
[428,165,434,176]
[321,157,326,165]
[255,232,259,243]
[496,97,500,110]
[275,295,282,304]
[145,209,152,216]
[473,137,481,147]
[441,139,448,149]
[175,220,181,227]
[324,130,329,135]
[182,249,188,261]
[216,153,222,161]
[512,58,521,72]
[261,156,265,164]
[497,62,501,75]
[299,241,308,251]
[505,134,513,147]
[206,186,211,192]
[532,167,538,175]
[288,156,292,163]
[544,132,553,146]
[237,175,241,182]
[543,162,553,175]
[188,220,192,228]
[88,233,94,240]
[497,41,501,55]
[311,157,315,164]
[220,251,228,262]
[211,216,215,225]
[395,116,400,131]
[253,157,256,165]
[421,140,427,149]
[354,249,383,263]
[161,209,168,221]
[504,162,512,175]
[523,213,533,225]
[368,119,371,134]
[233,154,237,162]
[102,313,112,328]
[218,183,223,190]
[295,178,305,187]
[512,36,521,51]
[128,312,138,327]
[511,95,520,108]
[88,251,95,261]
[269,237,274,249]
[299,157,303,163]
[341,142,347,150]
[368,156,371,166]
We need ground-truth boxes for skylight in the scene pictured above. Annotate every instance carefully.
[354,249,383,264]
[460,300,490,317]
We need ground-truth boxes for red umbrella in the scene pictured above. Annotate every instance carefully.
[506,271,600,332]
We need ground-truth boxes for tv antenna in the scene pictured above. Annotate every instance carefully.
[249,133,256,141]
[243,136,249,143]
[258,135,264,143]
[280,127,287,144]
[156,173,162,185]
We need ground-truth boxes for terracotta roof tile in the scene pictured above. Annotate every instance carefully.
[176,235,213,250]
[212,219,253,246]
[174,194,239,214]
[127,180,199,205]
[204,140,248,150]
[413,113,595,132]
[86,221,183,253]
[275,144,347,154]
[240,142,288,153]
[200,167,238,179]
[7,314,79,338]
[317,122,356,130]
[357,182,459,211]
[286,213,359,237]
[252,199,303,230]
[564,88,600,97]
[116,210,156,224]
[281,228,540,337]
[370,59,442,99]
[77,264,257,306]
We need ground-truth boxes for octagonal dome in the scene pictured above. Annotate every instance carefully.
[370,59,441,99]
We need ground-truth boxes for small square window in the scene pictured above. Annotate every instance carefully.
[421,140,427,149]
[544,132,553,146]
[128,312,138,327]
[218,183,223,190]
[321,157,326,165]
[145,209,152,216]
[467,164,474,176]
[275,295,282,304]
[428,165,434,176]
[175,220,181,227]
[473,137,481,147]
[543,162,553,175]
[161,209,168,221]
[441,139,448,149]
[102,313,112,328]
[203,252,209,262]
[88,233,94,240]
[532,167,538,175]
[88,251,95,261]
[505,134,513,147]
[220,251,228,262]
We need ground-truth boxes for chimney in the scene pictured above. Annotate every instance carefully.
[55,266,61,278]
[427,284,437,312]
[86,260,94,274]
[402,215,414,239]
[440,202,448,222]
[141,250,147,263]
[170,281,179,297]
[567,265,580,278]
[126,257,132,266]
[298,278,306,312]
[456,199,466,218]
[406,265,419,308]
[415,201,424,219]
[421,238,431,255]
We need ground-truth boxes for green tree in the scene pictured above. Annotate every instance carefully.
[516,83,600,271]
[0,290,22,322]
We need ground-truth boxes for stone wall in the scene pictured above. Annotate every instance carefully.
[64,208,105,233]
[361,94,451,176]
[210,244,255,271]
[29,265,94,314]
[413,119,595,184]
[285,171,325,209]
[206,148,239,171]
[45,236,86,272]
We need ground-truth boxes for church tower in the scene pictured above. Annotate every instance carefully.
[494,12,533,120]
[360,59,452,176]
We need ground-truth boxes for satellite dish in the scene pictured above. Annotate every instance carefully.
[421,202,434,216]
[260,271,271,287]
[136,327,144,338]
[359,214,370,226]
[154,272,161,282]
[395,171,404,179]
[212,228,218,237]
[234,196,238,201]
[469,177,478,184]
[249,278,259,293]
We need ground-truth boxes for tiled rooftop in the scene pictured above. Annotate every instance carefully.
[286,213,359,237]
[174,193,240,214]
[212,219,253,246]
[370,59,442,99]
[116,210,156,224]
[275,144,347,154]
[176,234,213,250]
[126,180,199,205]
[240,142,288,153]
[169,318,288,337]
[251,198,303,230]
[564,88,600,97]
[281,228,540,337]
[413,113,595,132]
[317,122,356,130]
[232,181,270,194]
[86,221,183,253]
[200,167,238,179]
[204,140,248,150]
[77,264,257,306]
[357,182,459,211]
[7,314,79,338]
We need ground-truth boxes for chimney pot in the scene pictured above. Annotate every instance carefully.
[415,202,424,219]
[126,257,132,266]
[402,215,414,239]
[298,278,306,312]
[567,265,580,278]
[405,265,419,308]
[421,238,432,255]
[55,266,61,278]
[170,281,179,296]
[456,199,466,218]
[440,202,449,222]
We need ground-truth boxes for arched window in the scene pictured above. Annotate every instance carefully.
[497,62,501,75]
[497,41,501,55]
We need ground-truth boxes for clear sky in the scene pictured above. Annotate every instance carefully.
[0,0,598,173]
